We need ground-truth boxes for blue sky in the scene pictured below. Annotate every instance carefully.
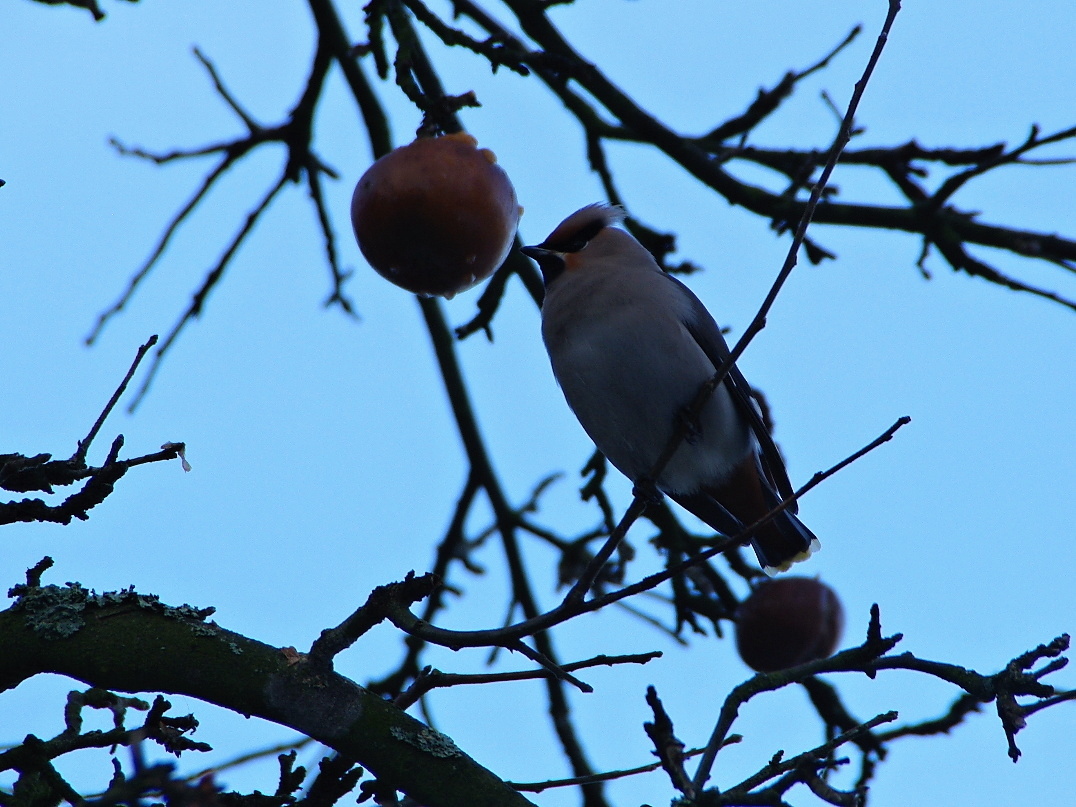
[3,1,1075,805]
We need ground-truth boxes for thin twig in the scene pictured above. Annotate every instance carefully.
[192,46,260,132]
[73,335,158,463]
[183,737,315,782]
[508,746,712,793]
[395,651,660,709]
[702,24,862,143]
[86,155,236,346]
[128,173,290,410]
[722,711,897,800]
[378,416,909,651]
[735,415,911,540]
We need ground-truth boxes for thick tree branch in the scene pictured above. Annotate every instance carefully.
[1,582,535,807]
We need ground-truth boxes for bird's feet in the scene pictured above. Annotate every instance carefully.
[676,405,703,445]
[632,477,664,504]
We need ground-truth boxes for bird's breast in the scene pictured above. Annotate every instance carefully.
[543,285,751,492]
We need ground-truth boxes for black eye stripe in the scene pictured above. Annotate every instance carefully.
[546,218,608,253]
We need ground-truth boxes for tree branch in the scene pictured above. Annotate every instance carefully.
[1,581,535,807]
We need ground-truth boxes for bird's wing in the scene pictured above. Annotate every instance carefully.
[661,273,798,509]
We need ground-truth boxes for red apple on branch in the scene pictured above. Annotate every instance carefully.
[351,132,521,298]
[735,576,844,672]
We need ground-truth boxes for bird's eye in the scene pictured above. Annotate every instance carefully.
[547,217,607,253]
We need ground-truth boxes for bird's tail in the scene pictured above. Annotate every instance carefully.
[751,509,820,574]
[668,460,820,575]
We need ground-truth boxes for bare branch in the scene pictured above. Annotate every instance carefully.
[90,32,346,392]
[127,173,290,410]
[643,685,693,795]
[73,335,158,463]
[449,0,1076,310]
[85,154,236,346]
[402,0,531,76]
[508,746,714,794]
[396,651,660,710]
[701,24,862,144]
[690,604,902,794]
[192,46,261,132]
[309,572,440,669]
[374,416,910,654]
[721,711,897,803]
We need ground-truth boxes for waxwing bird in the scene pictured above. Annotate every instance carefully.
[521,204,819,574]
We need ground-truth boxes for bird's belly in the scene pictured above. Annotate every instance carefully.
[551,328,752,493]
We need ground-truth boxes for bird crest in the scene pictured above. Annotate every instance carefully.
[539,204,625,253]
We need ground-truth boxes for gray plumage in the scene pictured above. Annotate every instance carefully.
[526,204,818,573]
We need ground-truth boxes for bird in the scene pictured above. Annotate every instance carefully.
[521,203,819,574]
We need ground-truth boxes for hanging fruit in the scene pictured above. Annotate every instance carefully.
[351,132,521,298]
[735,577,844,672]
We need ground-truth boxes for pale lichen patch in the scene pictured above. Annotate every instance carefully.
[389,725,462,759]
[10,582,217,640]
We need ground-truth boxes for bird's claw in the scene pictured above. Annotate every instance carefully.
[632,477,664,504]
[677,406,703,445]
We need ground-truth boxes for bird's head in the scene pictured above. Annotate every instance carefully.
[520,204,628,286]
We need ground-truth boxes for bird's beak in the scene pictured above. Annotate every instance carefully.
[520,245,556,260]
[520,245,566,286]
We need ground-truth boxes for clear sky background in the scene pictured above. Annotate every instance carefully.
[2,1,1075,806]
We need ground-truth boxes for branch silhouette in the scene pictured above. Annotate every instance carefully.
[9,1,1075,806]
